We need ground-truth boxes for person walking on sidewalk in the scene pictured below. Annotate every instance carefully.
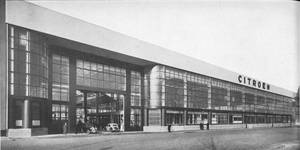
[200,120,204,130]
[63,122,68,134]
[168,124,172,132]
[206,122,209,130]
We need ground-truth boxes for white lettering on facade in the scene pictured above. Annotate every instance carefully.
[238,75,270,90]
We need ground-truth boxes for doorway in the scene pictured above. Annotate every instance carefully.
[75,90,125,131]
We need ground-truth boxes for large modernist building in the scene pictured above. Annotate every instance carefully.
[0,1,298,137]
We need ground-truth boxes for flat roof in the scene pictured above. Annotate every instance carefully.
[5,1,296,98]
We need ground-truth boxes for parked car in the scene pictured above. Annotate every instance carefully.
[106,123,119,132]
[87,126,98,134]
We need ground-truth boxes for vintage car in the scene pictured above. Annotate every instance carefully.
[105,123,119,132]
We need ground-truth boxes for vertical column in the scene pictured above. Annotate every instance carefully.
[68,56,76,132]
[208,111,212,125]
[124,69,131,131]
[46,50,53,131]
[149,66,161,108]
[0,0,8,134]
[254,95,257,123]
[144,109,148,126]
[23,100,30,128]
[161,108,165,126]
[84,92,87,123]
[298,88,300,124]
[183,111,187,125]
[207,80,212,124]
[208,81,212,110]
[140,72,145,128]
[227,87,230,124]
[183,74,187,125]
[242,92,246,124]
[143,70,150,126]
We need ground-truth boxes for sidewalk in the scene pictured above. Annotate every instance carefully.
[2,126,296,140]
[31,131,145,139]
[1,129,203,140]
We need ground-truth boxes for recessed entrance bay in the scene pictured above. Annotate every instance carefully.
[76,90,125,131]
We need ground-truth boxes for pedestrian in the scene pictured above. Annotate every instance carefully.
[76,119,83,133]
[200,120,204,130]
[63,122,68,134]
[75,121,78,134]
[168,124,172,132]
[206,122,209,130]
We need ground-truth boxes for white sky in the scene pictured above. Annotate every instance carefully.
[28,0,299,92]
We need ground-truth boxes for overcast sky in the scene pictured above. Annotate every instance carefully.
[28,0,299,92]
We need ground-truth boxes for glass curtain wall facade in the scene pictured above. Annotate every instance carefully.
[7,25,145,133]
[130,71,142,130]
[146,65,294,126]
[74,57,142,131]
[6,25,295,134]
[8,25,48,129]
[50,54,70,133]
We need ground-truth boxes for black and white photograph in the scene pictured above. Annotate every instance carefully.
[0,0,300,149]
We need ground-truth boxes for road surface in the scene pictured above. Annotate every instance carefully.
[1,127,300,150]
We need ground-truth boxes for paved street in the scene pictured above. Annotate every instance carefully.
[1,127,300,150]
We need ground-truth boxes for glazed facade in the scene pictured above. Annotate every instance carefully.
[7,25,144,133]
[1,0,298,135]
[5,25,296,135]
[145,65,294,126]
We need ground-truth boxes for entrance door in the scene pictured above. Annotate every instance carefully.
[97,92,125,131]
[75,90,125,131]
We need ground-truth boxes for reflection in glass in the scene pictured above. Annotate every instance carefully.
[52,54,69,101]
[75,90,125,130]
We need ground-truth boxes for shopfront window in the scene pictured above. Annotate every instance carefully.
[148,109,161,125]
[52,104,69,121]
[244,114,255,124]
[75,90,125,129]
[166,110,183,125]
[186,111,207,125]
[256,115,265,123]
[230,114,243,124]
[275,115,283,123]
[212,113,228,124]
[130,109,141,129]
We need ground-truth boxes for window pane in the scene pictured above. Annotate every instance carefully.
[77,60,83,68]
[83,61,90,70]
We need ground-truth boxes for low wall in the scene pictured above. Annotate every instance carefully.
[7,127,48,138]
[210,124,246,130]
[143,126,168,132]
[143,123,291,132]
[7,128,31,138]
